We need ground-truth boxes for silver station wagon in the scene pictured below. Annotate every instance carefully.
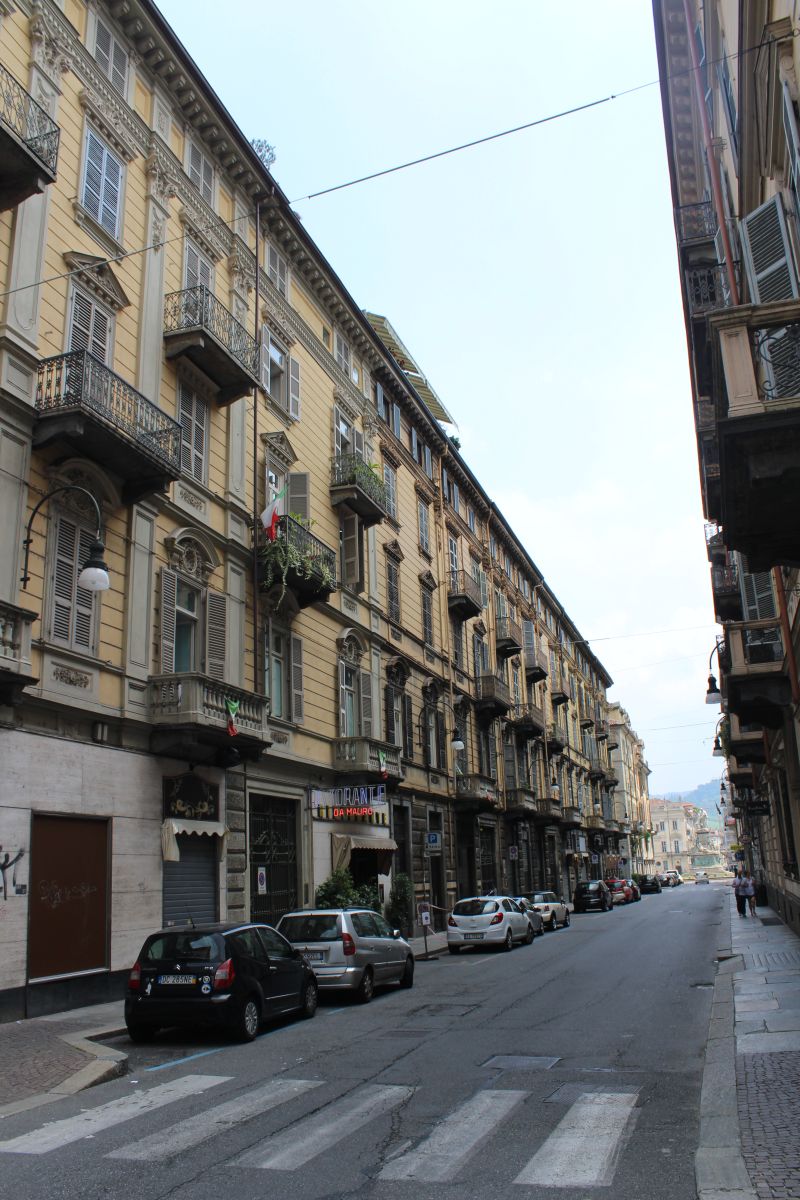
[277,908,414,1003]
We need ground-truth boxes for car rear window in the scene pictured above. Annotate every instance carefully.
[454,900,499,916]
[278,914,341,942]
[142,932,224,962]
[577,882,600,892]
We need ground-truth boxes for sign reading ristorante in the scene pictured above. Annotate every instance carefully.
[311,785,388,820]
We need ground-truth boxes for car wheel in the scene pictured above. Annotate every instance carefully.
[563,910,570,928]
[299,979,318,1019]
[236,995,261,1042]
[399,957,414,988]
[126,1022,158,1044]
[549,914,558,931]
[448,945,461,955]
[356,967,374,1003]
[525,923,534,945]
[503,929,513,951]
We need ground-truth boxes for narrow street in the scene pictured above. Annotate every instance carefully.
[0,886,723,1200]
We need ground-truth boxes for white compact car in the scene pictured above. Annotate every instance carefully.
[523,890,571,930]
[447,896,532,953]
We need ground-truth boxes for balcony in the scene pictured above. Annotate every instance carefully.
[447,569,482,621]
[36,352,181,502]
[0,61,59,210]
[710,302,800,569]
[0,601,38,704]
[728,755,754,789]
[455,772,499,808]
[606,731,619,750]
[329,453,389,527]
[728,713,766,765]
[495,615,522,658]
[677,201,716,245]
[549,671,569,706]
[545,722,565,754]
[605,819,620,833]
[584,813,606,831]
[148,673,270,763]
[724,621,790,729]
[334,737,403,781]
[474,672,511,719]
[523,643,548,681]
[163,286,259,405]
[685,263,735,317]
[508,701,545,737]
[505,786,538,815]
[596,720,609,741]
[588,755,605,781]
[258,516,336,609]
[560,805,582,827]
[534,797,561,822]
[604,768,619,787]
[711,560,742,622]
[579,712,595,731]
[705,524,727,565]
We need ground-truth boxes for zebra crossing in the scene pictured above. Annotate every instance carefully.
[0,1072,641,1187]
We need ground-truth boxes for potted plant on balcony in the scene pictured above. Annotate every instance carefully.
[259,512,335,605]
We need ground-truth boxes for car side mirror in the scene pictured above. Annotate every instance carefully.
[392,929,401,939]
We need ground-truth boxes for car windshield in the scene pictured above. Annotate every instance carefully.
[142,932,224,962]
[278,914,340,942]
[532,894,550,904]
[579,883,600,891]
[453,900,499,916]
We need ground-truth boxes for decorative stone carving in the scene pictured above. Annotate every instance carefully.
[165,535,215,582]
[179,205,227,264]
[53,665,91,689]
[383,538,404,561]
[151,210,166,250]
[79,86,140,162]
[229,239,255,295]
[261,431,297,468]
[261,300,295,348]
[30,0,72,81]
[62,252,130,311]
[145,150,178,207]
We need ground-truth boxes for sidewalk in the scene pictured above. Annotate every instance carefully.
[0,933,449,1117]
[697,889,800,1200]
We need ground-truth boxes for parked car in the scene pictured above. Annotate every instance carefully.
[694,871,710,885]
[572,880,613,912]
[624,878,642,901]
[604,878,632,905]
[657,872,674,887]
[638,874,663,894]
[666,870,684,886]
[125,922,318,1043]
[447,896,532,952]
[514,897,545,937]
[276,908,413,1003]
[522,890,571,930]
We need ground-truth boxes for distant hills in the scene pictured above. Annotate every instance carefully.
[659,779,723,829]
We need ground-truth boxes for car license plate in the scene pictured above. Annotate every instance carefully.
[463,932,484,941]
[305,951,323,962]
[157,974,197,985]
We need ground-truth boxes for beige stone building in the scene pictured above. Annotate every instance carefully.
[0,0,631,1018]
[607,703,653,874]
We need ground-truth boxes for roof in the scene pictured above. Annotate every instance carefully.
[364,313,456,425]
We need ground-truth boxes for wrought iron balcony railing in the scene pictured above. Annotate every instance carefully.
[712,563,739,593]
[330,453,389,515]
[37,350,181,470]
[523,643,548,680]
[475,672,511,709]
[163,286,259,378]
[447,569,483,614]
[685,263,737,316]
[752,323,800,402]
[0,60,60,176]
[676,201,716,243]
[259,515,337,601]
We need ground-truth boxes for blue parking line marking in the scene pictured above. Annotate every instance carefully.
[145,1047,223,1071]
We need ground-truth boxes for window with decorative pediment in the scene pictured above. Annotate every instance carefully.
[385,656,414,759]
[336,631,373,738]
[159,530,226,679]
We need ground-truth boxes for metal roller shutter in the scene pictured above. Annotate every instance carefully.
[162,834,217,926]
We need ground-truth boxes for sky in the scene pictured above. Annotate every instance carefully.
[157,0,722,797]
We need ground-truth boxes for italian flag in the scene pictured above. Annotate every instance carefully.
[260,485,287,542]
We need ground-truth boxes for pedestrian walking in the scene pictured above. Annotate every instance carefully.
[732,870,749,917]
[741,870,757,917]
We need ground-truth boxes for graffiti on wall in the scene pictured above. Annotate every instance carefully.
[0,846,26,899]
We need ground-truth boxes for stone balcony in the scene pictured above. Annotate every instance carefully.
[523,643,548,681]
[723,620,791,729]
[334,737,402,782]
[0,60,59,210]
[560,805,582,826]
[505,786,538,815]
[0,601,38,704]
[584,813,606,831]
[507,701,545,737]
[549,670,569,706]
[455,772,499,809]
[495,615,523,659]
[163,286,259,404]
[447,569,482,621]
[148,673,270,763]
[474,672,511,719]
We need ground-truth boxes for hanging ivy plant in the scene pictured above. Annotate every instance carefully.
[260,522,335,607]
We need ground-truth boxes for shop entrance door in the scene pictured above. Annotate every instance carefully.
[249,795,298,925]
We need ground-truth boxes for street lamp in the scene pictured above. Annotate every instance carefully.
[712,715,725,757]
[705,640,723,706]
[21,486,110,593]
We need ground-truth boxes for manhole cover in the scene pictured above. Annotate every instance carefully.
[482,1055,560,1071]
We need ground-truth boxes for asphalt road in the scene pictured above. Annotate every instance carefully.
[0,884,725,1200]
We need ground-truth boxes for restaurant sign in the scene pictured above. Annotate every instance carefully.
[311,785,389,820]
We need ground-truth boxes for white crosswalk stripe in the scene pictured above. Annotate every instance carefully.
[513,1091,640,1187]
[106,1078,323,1162]
[0,1075,230,1156]
[234,1083,414,1171]
[380,1088,527,1182]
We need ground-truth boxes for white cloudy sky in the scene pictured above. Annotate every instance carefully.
[158,0,721,796]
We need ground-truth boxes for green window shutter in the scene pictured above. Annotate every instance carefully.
[287,472,309,522]
[291,634,304,723]
[74,526,96,650]
[360,670,373,737]
[341,513,361,590]
[160,566,177,673]
[83,131,105,223]
[403,693,414,760]
[741,570,777,620]
[205,588,227,680]
[740,194,798,303]
[289,356,301,420]
[384,685,396,745]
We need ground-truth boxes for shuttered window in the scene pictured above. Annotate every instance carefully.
[403,693,414,760]
[94,18,128,96]
[291,635,304,723]
[185,239,213,291]
[740,194,799,303]
[205,589,227,679]
[741,570,777,620]
[335,331,350,376]
[69,288,111,363]
[287,472,309,521]
[375,379,387,421]
[188,142,214,204]
[160,566,228,679]
[341,513,363,591]
[383,462,397,521]
[418,500,430,554]
[82,129,123,237]
[387,559,401,624]
[50,517,97,653]
[385,685,401,747]
[421,588,433,645]
[268,245,288,296]
[784,83,800,221]
[179,383,207,483]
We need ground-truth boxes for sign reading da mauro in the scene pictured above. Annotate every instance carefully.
[311,785,389,820]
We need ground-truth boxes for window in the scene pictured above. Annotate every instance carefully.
[175,577,199,673]
[717,40,738,163]
[265,622,304,723]
[94,18,128,95]
[422,701,446,770]
[672,820,678,831]
[322,325,331,350]
[661,841,667,853]
[338,636,372,737]
[82,129,123,238]
[659,821,665,832]
[160,563,227,678]
[185,239,213,291]
[383,461,398,521]
[421,588,433,645]
[468,506,476,533]
[673,840,680,854]
[387,559,401,623]
[452,618,464,669]
[257,927,294,959]
[179,382,208,483]
[418,499,430,554]
[375,379,387,422]
[423,444,433,479]
[68,288,111,363]
[333,406,363,458]
[49,515,99,653]
[385,684,413,758]
[392,402,402,440]
[490,533,497,560]
[335,331,350,376]
[441,467,459,513]
[261,327,300,418]
[188,141,214,205]
[340,513,364,592]
[448,535,459,579]
[267,245,288,296]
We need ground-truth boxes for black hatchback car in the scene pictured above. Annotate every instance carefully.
[125,922,318,1043]
[638,874,663,894]
[572,880,613,912]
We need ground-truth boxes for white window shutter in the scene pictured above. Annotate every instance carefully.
[360,670,373,737]
[289,356,301,420]
[333,405,343,456]
[784,82,800,211]
[205,588,227,680]
[69,291,93,354]
[185,242,199,289]
[354,429,364,458]
[291,635,304,723]
[189,143,203,191]
[110,39,128,96]
[74,527,96,650]
[201,157,213,204]
[100,148,121,236]
[83,131,105,224]
[287,472,309,521]
[740,194,799,302]
[741,570,777,620]
[95,19,113,76]
[338,659,347,736]
[342,513,361,588]
[261,326,271,392]
[51,519,77,643]
[91,305,110,363]
[160,566,177,673]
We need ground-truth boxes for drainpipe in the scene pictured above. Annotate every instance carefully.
[252,197,262,696]
[681,0,740,304]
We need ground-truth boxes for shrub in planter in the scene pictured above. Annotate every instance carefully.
[315,867,357,909]
[385,872,413,935]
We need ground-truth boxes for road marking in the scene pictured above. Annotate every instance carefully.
[145,1048,223,1072]
[0,1075,229,1156]
[380,1088,526,1181]
[235,1083,413,1170]
[514,1091,639,1187]
[107,1078,322,1161]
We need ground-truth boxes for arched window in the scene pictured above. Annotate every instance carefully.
[160,529,226,679]
[337,632,372,737]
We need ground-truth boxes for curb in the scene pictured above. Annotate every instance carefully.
[0,1024,128,1120]
[694,906,756,1200]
